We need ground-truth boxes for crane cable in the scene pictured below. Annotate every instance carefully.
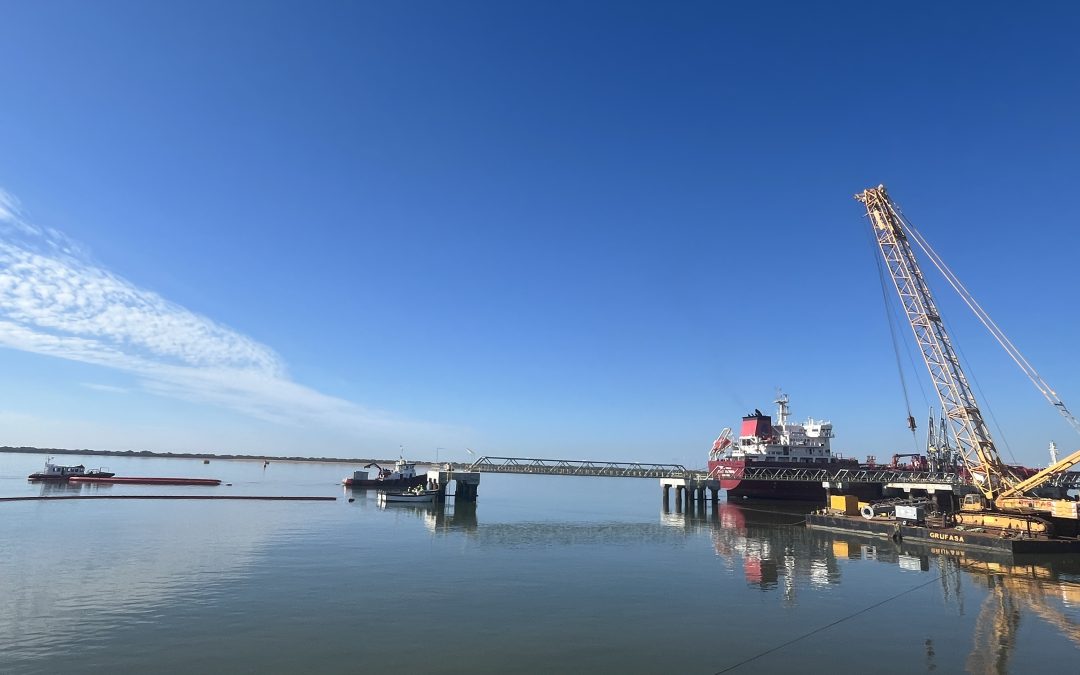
[866,215,921,451]
[889,202,1080,440]
[889,204,1017,463]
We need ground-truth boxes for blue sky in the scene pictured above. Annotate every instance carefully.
[0,1,1078,467]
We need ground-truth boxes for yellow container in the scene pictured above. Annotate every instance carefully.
[829,494,860,515]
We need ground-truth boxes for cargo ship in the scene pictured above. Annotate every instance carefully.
[708,393,881,501]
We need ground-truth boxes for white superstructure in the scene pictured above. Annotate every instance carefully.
[728,393,836,464]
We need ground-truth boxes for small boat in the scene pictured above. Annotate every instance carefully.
[28,458,115,482]
[377,486,438,504]
[343,458,427,490]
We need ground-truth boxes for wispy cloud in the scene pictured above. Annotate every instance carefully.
[80,382,129,394]
[0,188,441,440]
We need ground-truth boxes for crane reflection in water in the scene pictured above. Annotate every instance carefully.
[665,499,1080,670]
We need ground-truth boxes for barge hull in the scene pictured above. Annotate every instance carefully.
[807,513,1080,555]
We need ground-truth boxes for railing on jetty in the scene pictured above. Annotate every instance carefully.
[466,456,1080,489]
[723,466,1080,488]
[468,457,689,479]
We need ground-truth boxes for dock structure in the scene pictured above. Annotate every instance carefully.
[427,467,481,502]
[466,456,718,508]
[660,476,721,510]
[459,455,1080,507]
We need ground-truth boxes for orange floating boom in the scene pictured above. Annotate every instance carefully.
[67,476,222,486]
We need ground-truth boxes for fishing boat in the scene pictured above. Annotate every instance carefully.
[377,486,438,504]
[28,458,115,482]
[343,458,427,489]
[708,393,881,501]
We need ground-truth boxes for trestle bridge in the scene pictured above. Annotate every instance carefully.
[456,456,1080,507]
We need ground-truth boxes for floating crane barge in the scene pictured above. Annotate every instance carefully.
[807,511,1080,554]
[807,185,1080,555]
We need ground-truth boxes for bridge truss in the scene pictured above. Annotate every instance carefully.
[467,457,688,479]
[466,456,1080,489]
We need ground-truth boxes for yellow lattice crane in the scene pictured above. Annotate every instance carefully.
[857,185,1080,535]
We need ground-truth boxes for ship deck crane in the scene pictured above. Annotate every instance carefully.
[856,185,1080,533]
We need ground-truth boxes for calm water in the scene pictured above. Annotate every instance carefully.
[1,452,1078,674]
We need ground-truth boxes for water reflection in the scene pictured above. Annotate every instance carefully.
[663,500,1080,672]
[424,501,479,533]
[365,500,482,534]
[373,499,703,547]
[944,552,1080,673]
[673,501,841,602]
[0,500,323,668]
[36,480,89,496]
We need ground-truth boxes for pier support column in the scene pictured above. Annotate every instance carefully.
[455,481,478,502]
[662,484,670,508]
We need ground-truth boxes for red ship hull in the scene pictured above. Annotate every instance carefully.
[709,459,883,501]
[67,476,221,485]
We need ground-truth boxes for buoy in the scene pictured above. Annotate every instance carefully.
[348,498,355,503]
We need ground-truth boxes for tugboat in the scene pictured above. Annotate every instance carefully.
[708,393,880,501]
[343,458,427,490]
[28,458,115,482]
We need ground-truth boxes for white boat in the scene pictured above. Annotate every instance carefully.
[377,487,438,504]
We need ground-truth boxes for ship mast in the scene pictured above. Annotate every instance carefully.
[775,391,790,426]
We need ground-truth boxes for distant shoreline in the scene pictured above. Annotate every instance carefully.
[0,446,459,467]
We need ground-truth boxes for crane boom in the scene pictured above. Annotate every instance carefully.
[997,446,1080,500]
[856,185,1014,500]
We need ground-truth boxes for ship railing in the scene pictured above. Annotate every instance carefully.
[708,465,961,485]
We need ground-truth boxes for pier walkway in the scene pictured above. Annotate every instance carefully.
[465,456,1080,488]
[467,456,690,479]
[460,456,1080,506]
